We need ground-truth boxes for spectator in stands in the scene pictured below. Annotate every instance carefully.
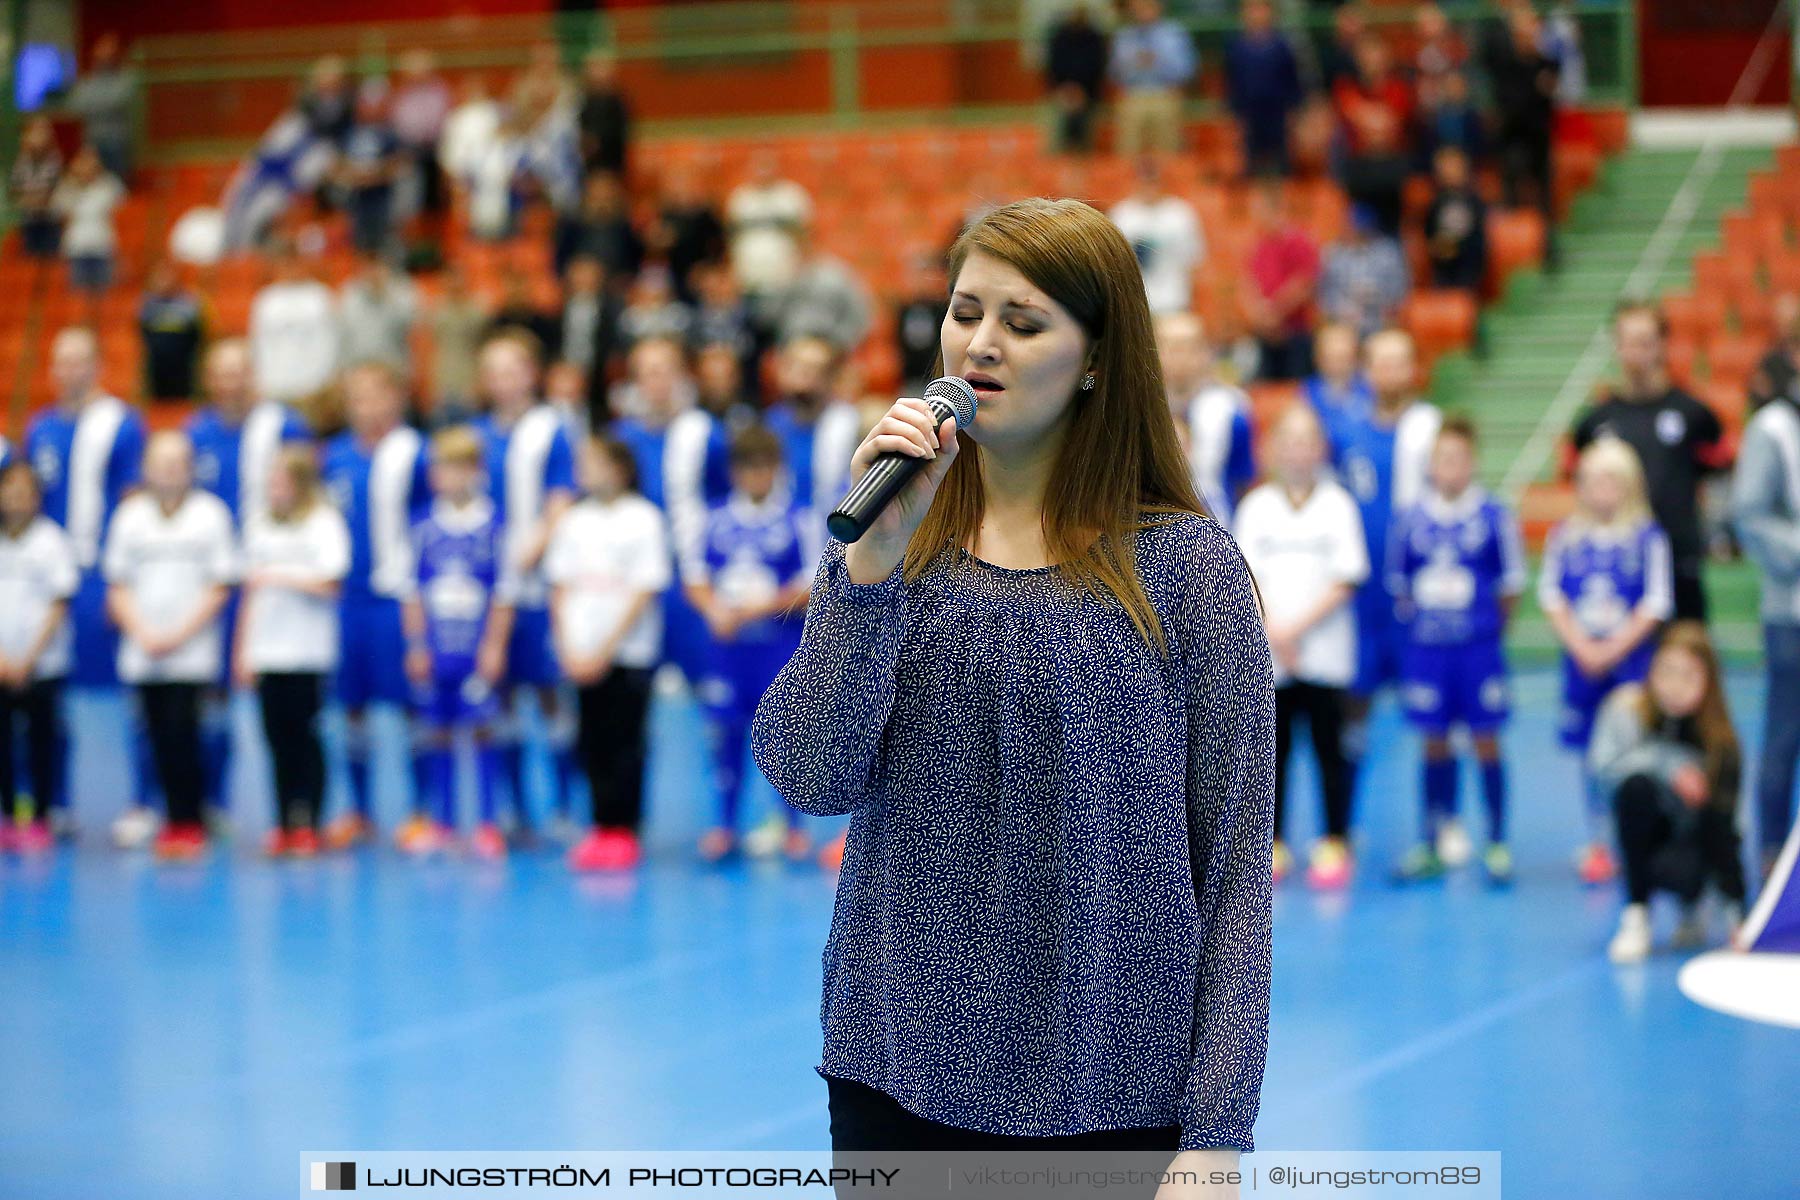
[1319,204,1408,340]
[439,73,501,205]
[577,53,631,177]
[1225,0,1303,178]
[727,154,813,309]
[619,265,694,350]
[1108,156,1204,317]
[1108,0,1196,156]
[337,79,406,257]
[390,50,452,232]
[695,342,758,422]
[298,56,355,147]
[52,146,125,299]
[338,255,419,381]
[462,109,528,242]
[1730,361,1800,878]
[1241,183,1320,381]
[1485,4,1560,264]
[1411,3,1465,88]
[894,251,949,395]
[67,32,138,182]
[1417,69,1486,168]
[138,261,205,401]
[1424,145,1488,292]
[1317,4,1366,92]
[10,116,64,260]
[1542,0,1588,105]
[1748,292,1800,412]
[250,239,338,405]
[689,261,760,386]
[554,256,624,408]
[555,169,642,281]
[1568,302,1723,621]
[1044,3,1108,154]
[427,264,490,425]
[770,227,872,352]
[488,265,558,353]
[1332,35,1414,236]
[648,169,726,305]
[512,42,576,124]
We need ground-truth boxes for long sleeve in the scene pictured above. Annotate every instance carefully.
[1731,415,1800,583]
[749,538,909,816]
[1587,686,1691,794]
[1175,528,1275,1152]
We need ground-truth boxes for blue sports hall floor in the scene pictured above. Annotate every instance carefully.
[1,668,1793,1199]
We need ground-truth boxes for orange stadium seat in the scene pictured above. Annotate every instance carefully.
[1402,288,1478,359]
[1485,210,1545,293]
[1706,333,1760,389]
[1665,336,1698,387]
[1662,291,1727,344]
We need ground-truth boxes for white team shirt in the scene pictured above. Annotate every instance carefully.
[544,495,673,671]
[250,280,339,403]
[1108,195,1205,315]
[0,516,79,680]
[1233,479,1369,687]
[238,504,352,674]
[102,490,238,684]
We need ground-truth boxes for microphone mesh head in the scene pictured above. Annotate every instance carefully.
[924,376,979,429]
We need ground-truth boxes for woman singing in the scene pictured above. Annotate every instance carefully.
[750,198,1274,1190]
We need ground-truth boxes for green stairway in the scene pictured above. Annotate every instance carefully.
[1428,145,1774,663]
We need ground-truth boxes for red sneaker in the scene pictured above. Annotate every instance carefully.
[598,828,641,870]
[288,827,320,857]
[154,824,208,862]
[1578,843,1617,886]
[817,830,847,872]
[263,828,291,858]
[0,822,14,853]
[470,823,507,860]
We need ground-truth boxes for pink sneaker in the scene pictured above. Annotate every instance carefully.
[470,823,507,860]
[1578,843,1617,886]
[13,822,53,856]
[0,822,14,853]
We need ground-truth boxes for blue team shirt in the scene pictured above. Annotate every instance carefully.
[690,491,812,648]
[474,409,576,528]
[1538,518,1674,639]
[610,417,672,510]
[25,400,146,564]
[321,427,431,598]
[1387,487,1526,646]
[187,403,311,524]
[765,404,822,509]
[1304,373,1374,455]
[412,497,505,668]
[1334,416,1401,578]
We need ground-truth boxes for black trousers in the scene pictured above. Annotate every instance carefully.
[1274,682,1354,841]
[0,678,63,821]
[140,683,204,827]
[825,1075,1180,1151]
[1672,565,1708,624]
[1613,774,1747,906]
[258,672,326,831]
[577,665,654,830]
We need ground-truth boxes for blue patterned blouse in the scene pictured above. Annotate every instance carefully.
[749,511,1275,1152]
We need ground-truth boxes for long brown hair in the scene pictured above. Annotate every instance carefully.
[1635,620,1740,788]
[905,197,1207,652]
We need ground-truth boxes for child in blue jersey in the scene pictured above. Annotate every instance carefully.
[473,330,578,840]
[1155,312,1256,523]
[400,426,515,859]
[25,327,149,843]
[320,362,431,848]
[684,425,815,863]
[1540,438,1673,885]
[185,338,312,819]
[1387,416,1527,884]
[1303,322,1374,457]
[608,337,726,693]
[1335,330,1443,780]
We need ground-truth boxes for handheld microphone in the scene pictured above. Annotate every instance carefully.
[827,376,979,544]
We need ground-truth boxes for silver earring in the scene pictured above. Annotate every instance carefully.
[1080,373,1095,391]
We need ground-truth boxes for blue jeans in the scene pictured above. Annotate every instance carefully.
[1758,622,1800,865]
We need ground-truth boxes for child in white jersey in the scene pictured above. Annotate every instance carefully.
[234,446,351,856]
[0,461,78,854]
[103,431,236,861]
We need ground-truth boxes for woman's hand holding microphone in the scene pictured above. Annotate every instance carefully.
[842,397,961,586]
